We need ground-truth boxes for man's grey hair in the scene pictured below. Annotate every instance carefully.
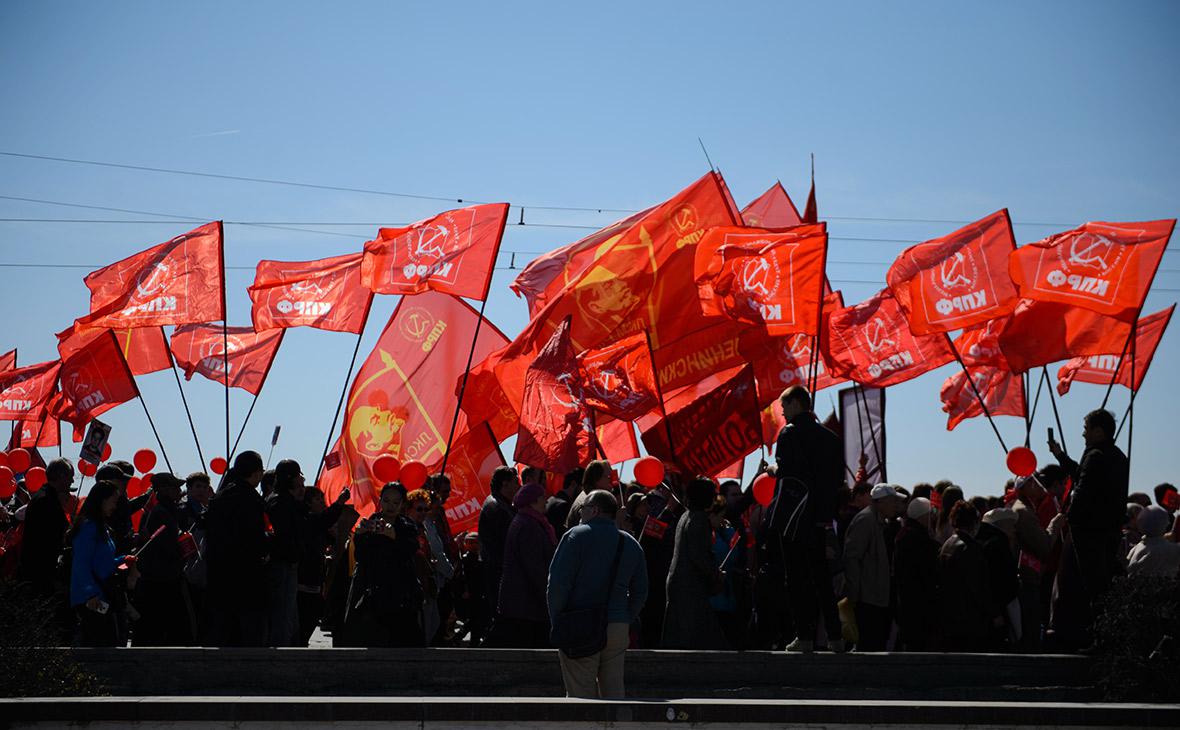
[584,489,619,518]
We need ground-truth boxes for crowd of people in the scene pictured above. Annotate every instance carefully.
[1,385,1177,695]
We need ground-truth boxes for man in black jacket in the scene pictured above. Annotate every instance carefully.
[1048,408,1128,648]
[133,473,191,645]
[18,458,74,596]
[765,386,845,653]
[204,451,268,646]
[265,459,305,646]
[478,465,519,631]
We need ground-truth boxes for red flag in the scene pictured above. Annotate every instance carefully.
[640,365,761,479]
[716,458,744,482]
[361,203,509,300]
[249,253,373,333]
[595,416,640,465]
[0,349,15,371]
[695,224,828,336]
[1009,219,1174,320]
[801,171,817,225]
[940,366,1026,430]
[458,348,521,442]
[997,298,1133,374]
[514,317,598,473]
[57,325,172,377]
[75,222,224,331]
[170,325,284,395]
[887,210,1018,334]
[823,288,955,387]
[318,291,509,517]
[649,319,754,393]
[753,331,848,405]
[0,360,61,420]
[1056,304,1174,395]
[55,331,139,426]
[435,422,504,535]
[741,182,803,228]
[953,317,1011,369]
[578,334,659,421]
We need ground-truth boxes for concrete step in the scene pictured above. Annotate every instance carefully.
[56,647,1099,702]
[4,696,1178,729]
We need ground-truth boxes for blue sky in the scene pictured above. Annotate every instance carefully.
[1,1,1177,496]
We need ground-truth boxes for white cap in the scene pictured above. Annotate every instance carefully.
[871,484,898,501]
[982,507,1018,527]
[906,497,932,519]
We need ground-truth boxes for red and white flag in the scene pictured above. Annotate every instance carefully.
[822,288,955,387]
[54,331,139,427]
[940,366,1025,431]
[887,210,1018,334]
[996,298,1133,374]
[0,360,61,420]
[1009,219,1174,320]
[578,333,659,422]
[361,203,509,301]
[250,252,373,333]
[57,326,172,376]
[695,223,828,336]
[170,325,284,395]
[74,222,224,331]
[1056,304,1174,395]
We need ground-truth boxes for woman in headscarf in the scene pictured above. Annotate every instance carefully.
[490,480,557,647]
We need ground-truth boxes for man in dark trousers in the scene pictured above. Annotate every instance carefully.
[1048,408,1128,649]
[478,465,519,632]
[133,473,192,645]
[18,458,75,596]
[204,451,269,646]
[764,385,845,653]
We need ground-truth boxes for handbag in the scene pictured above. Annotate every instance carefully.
[551,533,625,659]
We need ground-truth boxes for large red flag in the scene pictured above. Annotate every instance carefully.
[457,348,521,442]
[317,291,509,517]
[0,349,15,371]
[75,222,224,331]
[432,422,505,535]
[57,325,172,377]
[887,210,1018,334]
[997,298,1133,374]
[741,182,803,228]
[1009,219,1174,320]
[361,203,509,300]
[753,332,848,404]
[940,366,1026,431]
[170,325,284,395]
[578,333,659,422]
[249,253,373,333]
[953,317,1011,369]
[1056,304,1174,395]
[0,360,61,420]
[640,365,761,478]
[514,318,598,473]
[695,224,828,336]
[823,288,955,387]
[55,331,139,426]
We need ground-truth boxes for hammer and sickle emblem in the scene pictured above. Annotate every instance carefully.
[672,206,697,234]
[740,258,774,298]
[865,318,896,354]
[135,262,171,298]
[403,310,433,341]
[1068,233,1114,270]
[939,251,972,289]
[551,372,582,411]
[413,224,451,260]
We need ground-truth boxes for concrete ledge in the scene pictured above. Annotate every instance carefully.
[2,697,1177,728]
[52,647,1098,701]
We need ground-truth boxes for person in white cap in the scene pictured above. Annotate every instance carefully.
[979,508,1020,647]
[894,497,939,651]
[1127,506,1180,577]
[1010,474,1058,650]
[843,483,900,651]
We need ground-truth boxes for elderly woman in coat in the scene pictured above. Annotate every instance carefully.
[662,477,726,649]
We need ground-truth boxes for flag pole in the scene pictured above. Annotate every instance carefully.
[227,391,260,464]
[137,392,173,473]
[1100,330,1133,410]
[164,327,206,470]
[644,328,677,462]
[219,221,230,464]
[314,320,369,485]
[1025,368,1047,448]
[1127,317,1137,482]
[1042,366,1068,458]
[441,294,490,474]
[945,335,1008,453]
[853,383,884,474]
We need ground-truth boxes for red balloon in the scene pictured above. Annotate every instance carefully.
[78,460,97,477]
[133,449,157,473]
[634,456,665,489]
[8,449,31,474]
[0,452,9,470]
[101,443,112,462]
[24,466,46,493]
[752,472,776,507]
[128,475,148,498]
[210,457,227,475]
[372,454,401,483]
[1006,447,1037,477]
[401,460,428,491]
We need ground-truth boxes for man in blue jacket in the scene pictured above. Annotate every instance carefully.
[547,490,648,699]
